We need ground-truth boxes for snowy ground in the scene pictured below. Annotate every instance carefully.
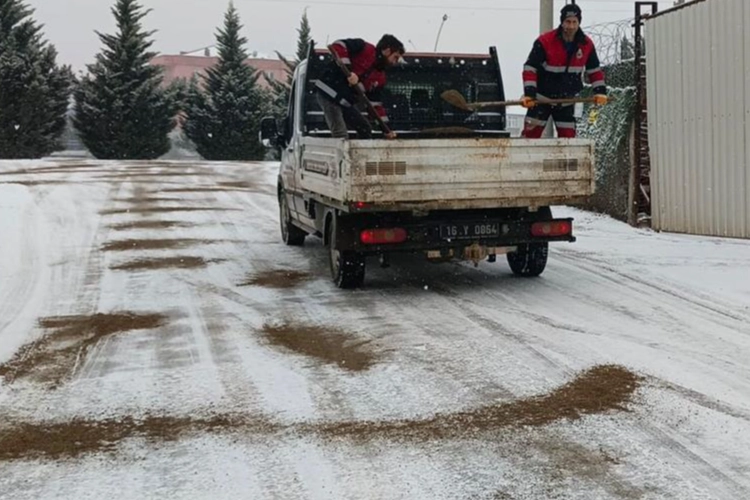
[1,158,749,500]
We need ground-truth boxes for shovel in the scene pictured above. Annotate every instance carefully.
[440,89,602,111]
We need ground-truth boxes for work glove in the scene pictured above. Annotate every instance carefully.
[588,108,600,125]
[521,96,536,108]
[594,94,608,106]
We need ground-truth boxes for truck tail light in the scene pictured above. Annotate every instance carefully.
[360,228,408,245]
[531,220,572,237]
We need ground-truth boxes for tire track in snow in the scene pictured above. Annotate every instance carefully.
[332,283,520,405]
[69,180,165,386]
[68,180,129,385]
[632,419,750,499]
[0,190,44,357]
[183,289,266,412]
[359,255,574,378]
[162,171,323,420]
[556,250,750,332]
[654,380,750,423]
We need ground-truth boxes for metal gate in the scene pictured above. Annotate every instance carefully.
[631,2,658,226]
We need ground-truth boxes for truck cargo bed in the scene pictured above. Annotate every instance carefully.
[298,137,595,211]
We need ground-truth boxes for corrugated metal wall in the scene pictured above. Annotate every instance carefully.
[645,0,749,238]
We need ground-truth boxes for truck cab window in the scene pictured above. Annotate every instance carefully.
[286,81,297,140]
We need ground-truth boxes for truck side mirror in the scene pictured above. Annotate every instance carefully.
[259,116,279,147]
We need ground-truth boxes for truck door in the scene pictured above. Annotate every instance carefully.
[289,65,316,230]
[279,78,300,222]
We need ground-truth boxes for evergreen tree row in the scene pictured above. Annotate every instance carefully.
[1,0,312,161]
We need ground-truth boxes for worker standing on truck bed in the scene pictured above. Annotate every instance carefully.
[315,35,404,140]
[520,3,608,138]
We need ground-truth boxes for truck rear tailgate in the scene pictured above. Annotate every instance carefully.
[345,137,595,210]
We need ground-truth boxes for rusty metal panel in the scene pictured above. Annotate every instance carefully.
[346,138,595,207]
[297,137,595,210]
[646,0,749,238]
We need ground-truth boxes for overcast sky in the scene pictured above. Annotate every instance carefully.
[26,0,677,99]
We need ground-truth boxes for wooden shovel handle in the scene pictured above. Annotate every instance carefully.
[473,96,598,108]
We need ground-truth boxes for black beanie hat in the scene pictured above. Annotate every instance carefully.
[560,4,582,24]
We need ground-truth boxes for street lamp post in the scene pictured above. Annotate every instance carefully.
[434,14,448,52]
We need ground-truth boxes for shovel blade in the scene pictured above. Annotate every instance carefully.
[440,89,472,111]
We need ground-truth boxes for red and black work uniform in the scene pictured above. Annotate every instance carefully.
[315,38,390,131]
[521,27,606,138]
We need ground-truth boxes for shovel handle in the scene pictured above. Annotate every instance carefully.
[473,96,601,108]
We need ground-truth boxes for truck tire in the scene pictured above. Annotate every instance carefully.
[279,191,305,246]
[507,242,548,277]
[327,215,365,289]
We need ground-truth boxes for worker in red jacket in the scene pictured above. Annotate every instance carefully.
[315,35,404,139]
[520,4,608,138]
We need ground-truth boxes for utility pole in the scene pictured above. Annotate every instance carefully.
[540,0,554,33]
[540,0,555,137]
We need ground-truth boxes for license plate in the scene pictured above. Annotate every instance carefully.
[440,222,500,240]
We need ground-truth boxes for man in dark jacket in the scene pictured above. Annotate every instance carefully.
[520,4,607,138]
[315,34,404,139]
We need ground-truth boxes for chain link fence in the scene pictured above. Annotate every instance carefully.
[577,18,638,221]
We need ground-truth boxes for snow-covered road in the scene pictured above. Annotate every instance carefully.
[1,159,749,499]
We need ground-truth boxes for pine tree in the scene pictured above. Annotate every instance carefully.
[266,11,311,118]
[73,0,177,159]
[168,77,190,112]
[0,0,74,159]
[183,3,266,161]
[619,36,635,61]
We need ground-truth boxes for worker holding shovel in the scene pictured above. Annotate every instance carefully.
[521,4,608,138]
[315,35,405,139]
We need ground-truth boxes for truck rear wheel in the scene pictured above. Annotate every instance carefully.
[507,242,548,277]
[279,191,305,246]
[327,216,365,289]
